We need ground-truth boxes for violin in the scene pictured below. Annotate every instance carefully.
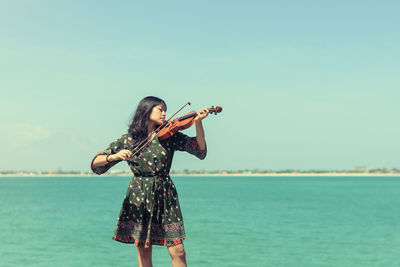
[157,106,223,140]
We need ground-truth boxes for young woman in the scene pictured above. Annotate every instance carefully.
[91,96,209,267]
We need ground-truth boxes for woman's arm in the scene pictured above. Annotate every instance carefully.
[195,120,206,151]
[92,150,132,168]
[195,108,209,151]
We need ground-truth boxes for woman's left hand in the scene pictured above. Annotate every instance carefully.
[195,107,209,122]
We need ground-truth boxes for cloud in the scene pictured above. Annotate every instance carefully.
[14,123,53,141]
[1,124,102,170]
[69,134,98,150]
[0,123,54,149]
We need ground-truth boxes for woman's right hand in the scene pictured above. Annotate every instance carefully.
[109,149,132,161]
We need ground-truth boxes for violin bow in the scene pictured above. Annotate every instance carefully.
[130,102,192,157]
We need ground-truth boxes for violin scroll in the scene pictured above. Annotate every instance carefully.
[208,106,222,115]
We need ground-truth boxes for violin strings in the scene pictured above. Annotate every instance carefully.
[129,121,170,158]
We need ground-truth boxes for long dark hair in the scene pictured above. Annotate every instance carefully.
[128,96,167,148]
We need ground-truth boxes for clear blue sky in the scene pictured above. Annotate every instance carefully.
[1,1,399,171]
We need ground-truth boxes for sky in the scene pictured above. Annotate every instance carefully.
[1,0,399,172]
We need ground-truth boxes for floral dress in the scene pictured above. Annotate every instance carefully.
[91,132,206,248]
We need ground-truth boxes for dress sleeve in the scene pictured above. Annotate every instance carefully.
[90,134,128,175]
[171,132,207,160]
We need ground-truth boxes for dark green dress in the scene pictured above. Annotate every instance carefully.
[91,132,206,248]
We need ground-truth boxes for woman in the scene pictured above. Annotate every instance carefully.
[91,96,209,267]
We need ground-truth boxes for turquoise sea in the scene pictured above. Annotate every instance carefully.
[1,176,399,267]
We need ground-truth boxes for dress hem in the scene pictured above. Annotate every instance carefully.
[112,235,186,248]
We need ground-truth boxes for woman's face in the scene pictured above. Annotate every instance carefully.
[149,104,166,126]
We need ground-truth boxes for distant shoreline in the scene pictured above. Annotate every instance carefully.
[1,173,400,178]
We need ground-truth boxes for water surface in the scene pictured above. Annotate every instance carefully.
[1,176,399,266]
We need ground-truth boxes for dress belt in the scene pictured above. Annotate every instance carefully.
[133,174,170,178]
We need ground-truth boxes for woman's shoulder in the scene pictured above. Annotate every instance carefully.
[116,132,135,147]
[120,132,134,140]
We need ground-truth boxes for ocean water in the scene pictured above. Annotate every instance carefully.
[1,176,399,267]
